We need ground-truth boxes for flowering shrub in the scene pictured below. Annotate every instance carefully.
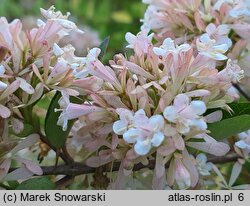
[0,2,250,190]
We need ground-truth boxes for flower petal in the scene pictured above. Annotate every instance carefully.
[151,132,165,147]
[134,139,151,155]
[113,120,128,135]
[123,128,140,143]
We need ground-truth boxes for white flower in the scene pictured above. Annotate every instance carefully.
[0,65,5,74]
[196,153,212,176]
[229,0,250,18]
[213,0,240,11]
[205,23,232,48]
[196,33,229,60]
[125,30,154,54]
[163,94,207,134]
[141,5,166,31]
[134,138,152,155]
[53,43,64,56]
[123,128,141,143]
[113,108,149,136]
[113,109,166,155]
[40,5,70,20]
[133,114,165,155]
[40,6,84,35]
[0,81,7,91]
[235,130,250,153]
[0,65,7,91]
[218,59,244,83]
[46,57,69,84]
[153,38,190,56]
[72,48,100,78]
[225,59,244,83]
[112,109,134,135]
[52,44,93,79]
[81,48,101,65]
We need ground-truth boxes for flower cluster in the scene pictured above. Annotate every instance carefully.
[60,28,245,189]
[0,3,249,190]
[142,0,250,83]
[0,6,87,121]
[0,6,100,181]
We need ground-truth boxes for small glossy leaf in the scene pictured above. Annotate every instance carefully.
[15,177,55,190]
[99,36,110,60]
[223,102,250,119]
[14,123,35,137]
[45,92,67,148]
[7,181,19,190]
[32,113,41,132]
[208,115,250,140]
[45,91,84,148]
[205,102,250,120]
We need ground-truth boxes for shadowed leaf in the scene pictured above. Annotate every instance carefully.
[99,36,110,60]
[15,177,55,190]
[208,115,250,140]
[45,91,84,148]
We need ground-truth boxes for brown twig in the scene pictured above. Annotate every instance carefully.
[55,175,73,189]
[14,153,239,177]
[39,134,69,163]
[62,145,74,164]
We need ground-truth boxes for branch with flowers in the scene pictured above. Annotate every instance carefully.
[1,1,250,190]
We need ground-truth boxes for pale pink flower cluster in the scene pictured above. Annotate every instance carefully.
[61,28,245,189]
[0,6,101,181]
[0,6,87,121]
[0,4,247,189]
[142,0,250,80]
[142,0,248,43]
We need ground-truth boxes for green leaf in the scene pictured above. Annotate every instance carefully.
[222,102,250,119]
[15,177,55,190]
[45,91,84,148]
[98,36,110,60]
[15,123,35,138]
[205,102,250,120]
[45,92,69,148]
[208,115,250,140]
[7,181,19,189]
[32,113,41,132]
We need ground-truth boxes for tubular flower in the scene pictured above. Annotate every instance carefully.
[125,30,154,55]
[64,30,238,189]
[196,33,229,60]
[196,153,212,176]
[0,6,91,132]
[113,109,165,155]
[235,130,250,154]
[163,94,207,134]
